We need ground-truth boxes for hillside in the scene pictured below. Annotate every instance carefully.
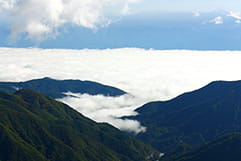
[162,133,241,161]
[0,89,159,161]
[0,77,126,98]
[129,80,241,153]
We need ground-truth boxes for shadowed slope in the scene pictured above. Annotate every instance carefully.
[130,80,241,153]
[0,77,126,98]
[162,133,241,161]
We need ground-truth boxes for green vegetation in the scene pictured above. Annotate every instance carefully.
[0,77,126,98]
[162,133,241,161]
[129,80,241,153]
[0,89,159,161]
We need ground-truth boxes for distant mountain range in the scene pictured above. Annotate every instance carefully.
[163,133,241,161]
[0,77,126,98]
[0,89,160,161]
[3,77,241,160]
[129,80,241,153]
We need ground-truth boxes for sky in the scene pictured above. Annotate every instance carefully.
[1,1,241,133]
[1,0,241,50]
[133,0,241,13]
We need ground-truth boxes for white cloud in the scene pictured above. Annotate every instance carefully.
[227,11,241,20]
[210,16,223,24]
[193,11,200,17]
[1,48,241,133]
[235,20,241,24]
[58,92,146,133]
[108,118,146,134]
[227,11,241,24]
[0,0,15,11]
[0,0,139,41]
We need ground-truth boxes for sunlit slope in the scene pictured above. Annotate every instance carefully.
[0,89,159,161]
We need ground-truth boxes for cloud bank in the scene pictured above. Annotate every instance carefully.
[58,93,146,133]
[0,0,139,41]
[1,48,241,133]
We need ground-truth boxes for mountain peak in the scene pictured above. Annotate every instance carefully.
[0,77,126,98]
[131,80,241,153]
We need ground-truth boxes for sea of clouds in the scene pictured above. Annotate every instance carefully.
[1,47,241,133]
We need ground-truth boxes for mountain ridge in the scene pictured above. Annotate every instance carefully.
[129,80,241,153]
[162,133,241,161]
[0,77,126,98]
[0,89,160,161]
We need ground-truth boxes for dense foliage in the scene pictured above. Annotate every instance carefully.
[0,89,159,161]
[162,133,241,161]
[0,77,126,98]
[130,80,241,153]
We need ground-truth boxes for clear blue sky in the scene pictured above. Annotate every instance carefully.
[131,0,241,13]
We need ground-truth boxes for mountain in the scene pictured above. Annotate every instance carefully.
[162,133,241,161]
[129,80,241,153]
[0,89,160,161]
[0,77,126,98]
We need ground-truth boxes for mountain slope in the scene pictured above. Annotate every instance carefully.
[0,89,159,161]
[0,77,126,98]
[130,80,241,153]
[162,133,241,161]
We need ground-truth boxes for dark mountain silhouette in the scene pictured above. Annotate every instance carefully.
[0,77,126,98]
[162,133,241,161]
[0,89,159,161]
[129,80,241,153]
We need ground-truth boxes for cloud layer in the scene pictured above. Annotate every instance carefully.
[0,0,138,41]
[1,48,241,133]
[58,92,146,133]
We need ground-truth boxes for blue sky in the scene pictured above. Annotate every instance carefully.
[132,0,241,13]
[2,0,241,131]
[1,0,241,50]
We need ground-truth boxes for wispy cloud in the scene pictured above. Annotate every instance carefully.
[210,16,223,24]
[0,0,139,41]
[235,20,241,24]
[1,48,241,133]
[227,11,241,24]
[193,11,201,17]
[227,11,241,20]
